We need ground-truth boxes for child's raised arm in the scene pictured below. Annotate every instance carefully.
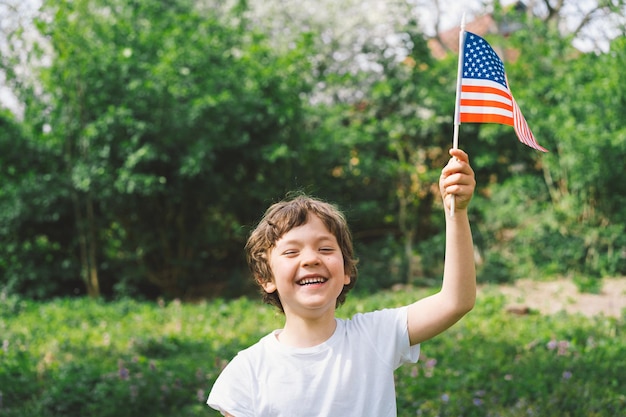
[406,148,476,345]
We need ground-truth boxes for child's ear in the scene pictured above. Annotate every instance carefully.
[259,277,277,294]
[344,274,351,285]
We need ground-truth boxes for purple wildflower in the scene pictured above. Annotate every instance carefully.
[425,358,437,368]
[197,389,205,402]
[117,359,134,380]
[119,367,129,380]
[562,371,572,380]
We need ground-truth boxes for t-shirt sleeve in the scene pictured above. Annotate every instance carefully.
[207,353,255,417]
[394,306,421,367]
[351,306,420,370]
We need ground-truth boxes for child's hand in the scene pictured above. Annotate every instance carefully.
[439,148,475,212]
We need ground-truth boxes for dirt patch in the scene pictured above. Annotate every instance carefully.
[481,277,626,318]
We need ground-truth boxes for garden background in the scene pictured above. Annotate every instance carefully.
[1,0,625,415]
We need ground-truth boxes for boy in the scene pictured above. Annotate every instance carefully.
[208,148,476,417]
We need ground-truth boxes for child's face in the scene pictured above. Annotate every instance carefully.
[263,213,350,319]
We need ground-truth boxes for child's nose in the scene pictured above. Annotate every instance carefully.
[301,248,321,266]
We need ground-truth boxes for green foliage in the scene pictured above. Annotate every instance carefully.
[469,16,626,284]
[0,110,81,298]
[1,1,625,299]
[1,290,624,416]
[2,0,318,298]
[0,294,283,416]
[353,235,407,292]
[393,290,626,416]
[573,274,603,294]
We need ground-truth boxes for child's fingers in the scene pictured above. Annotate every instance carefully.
[442,156,473,179]
[440,148,475,210]
[449,148,469,164]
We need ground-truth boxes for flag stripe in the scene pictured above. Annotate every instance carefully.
[460,99,513,112]
[461,85,511,100]
[460,113,513,125]
[461,92,512,105]
[461,78,511,94]
[460,105,513,119]
[512,98,548,152]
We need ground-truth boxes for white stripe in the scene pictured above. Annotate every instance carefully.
[460,105,513,118]
[460,91,513,106]
[461,78,511,94]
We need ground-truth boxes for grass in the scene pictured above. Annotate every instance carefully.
[0,286,625,417]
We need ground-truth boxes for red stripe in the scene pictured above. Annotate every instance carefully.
[460,99,512,111]
[460,113,514,125]
[461,84,511,100]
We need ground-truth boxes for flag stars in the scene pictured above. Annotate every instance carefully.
[462,34,508,88]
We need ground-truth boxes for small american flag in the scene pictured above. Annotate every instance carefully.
[460,31,548,152]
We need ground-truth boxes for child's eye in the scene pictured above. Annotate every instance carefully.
[283,249,298,256]
[319,247,335,253]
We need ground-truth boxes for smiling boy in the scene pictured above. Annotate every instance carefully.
[208,148,476,417]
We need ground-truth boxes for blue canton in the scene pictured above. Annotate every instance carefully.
[462,32,508,88]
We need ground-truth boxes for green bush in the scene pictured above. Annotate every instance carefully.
[1,287,624,416]
[472,175,626,284]
[353,235,408,292]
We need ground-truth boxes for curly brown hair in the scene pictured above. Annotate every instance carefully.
[245,194,358,312]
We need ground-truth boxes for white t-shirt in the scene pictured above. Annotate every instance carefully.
[207,306,420,417]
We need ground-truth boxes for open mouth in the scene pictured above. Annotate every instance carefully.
[297,277,328,286]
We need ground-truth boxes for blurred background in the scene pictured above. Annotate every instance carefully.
[1,0,625,301]
[2,1,626,416]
